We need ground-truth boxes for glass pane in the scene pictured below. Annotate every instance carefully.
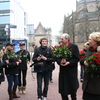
[0,16,10,24]
[0,2,10,10]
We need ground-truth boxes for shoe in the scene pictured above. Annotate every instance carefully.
[80,79,83,82]
[43,97,47,100]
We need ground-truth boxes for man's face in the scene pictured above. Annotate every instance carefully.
[20,45,25,50]
[61,35,68,45]
[41,39,48,47]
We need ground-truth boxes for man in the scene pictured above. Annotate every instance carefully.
[32,44,37,51]
[17,42,30,94]
[32,38,54,100]
[56,33,79,100]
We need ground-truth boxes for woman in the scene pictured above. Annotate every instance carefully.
[82,32,100,100]
[3,43,20,100]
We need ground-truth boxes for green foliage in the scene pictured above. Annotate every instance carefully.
[52,45,72,59]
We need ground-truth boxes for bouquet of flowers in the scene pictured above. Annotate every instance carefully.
[85,52,100,73]
[52,45,72,59]
[79,50,86,59]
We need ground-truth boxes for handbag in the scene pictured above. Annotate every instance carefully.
[33,62,45,73]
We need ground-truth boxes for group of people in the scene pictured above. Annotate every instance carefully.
[0,32,100,100]
[0,42,30,100]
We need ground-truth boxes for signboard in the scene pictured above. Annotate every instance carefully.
[12,39,27,52]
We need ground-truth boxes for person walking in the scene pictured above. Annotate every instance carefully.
[55,33,80,100]
[0,58,5,85]
[2,43,20,100]
[79,42,89,82]
[82,32,100,100]
[16,42,30,94]
[49,62,55,83]
[32,38,54,100]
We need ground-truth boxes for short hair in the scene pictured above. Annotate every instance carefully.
[62,33,70,41]
[39,38,48,44]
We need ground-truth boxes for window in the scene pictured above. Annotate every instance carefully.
[89,6,94,12]
[0,0,10,1]
[0,2,10,10]
[0,16,10,24]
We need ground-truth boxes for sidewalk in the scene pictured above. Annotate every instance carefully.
[0,63,83,100]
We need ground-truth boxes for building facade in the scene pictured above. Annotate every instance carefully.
[76,0,100,42]
[63,0,100,43]
[27,24,35,51]
[0,0,27,48]
[34,22,52,47]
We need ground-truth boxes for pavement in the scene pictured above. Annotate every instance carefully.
[0,62,83,100]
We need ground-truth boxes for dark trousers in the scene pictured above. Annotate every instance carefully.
[49,70,53,81]
[37,72,50,98]
[18,69,27,86]
[61,93,77,100]
[83,92,100,100]
[6,74,18,89]
[80,65,84,80]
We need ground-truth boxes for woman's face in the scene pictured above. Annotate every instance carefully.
[7,46,14,50]
[88,38,97,48]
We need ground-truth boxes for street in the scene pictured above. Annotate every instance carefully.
[0,62,83,100]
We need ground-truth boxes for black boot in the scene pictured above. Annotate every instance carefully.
[13,87,20,98]
[8,89,13,100]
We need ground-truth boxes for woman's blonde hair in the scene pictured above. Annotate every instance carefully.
[89,32,100,45]
[5,46,11,53]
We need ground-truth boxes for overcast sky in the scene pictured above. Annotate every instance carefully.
[18,0,76,34]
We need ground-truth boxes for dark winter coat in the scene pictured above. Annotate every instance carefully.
[32,46,54,72]
[0,61,5,82]
[16,50,30,70]
[2,51,19,75]
[82,48,100,95]
[56,43,80,95]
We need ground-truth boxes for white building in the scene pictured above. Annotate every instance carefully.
[0,0,28,43]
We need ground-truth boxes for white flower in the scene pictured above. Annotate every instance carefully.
[97,46,100,52]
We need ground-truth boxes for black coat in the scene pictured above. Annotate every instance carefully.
[32,46,54,72]
[56,43,79,95]
[82,48,100,95]
[17,50,30,70]
[3,52,19,75]
[0,61,5,82]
